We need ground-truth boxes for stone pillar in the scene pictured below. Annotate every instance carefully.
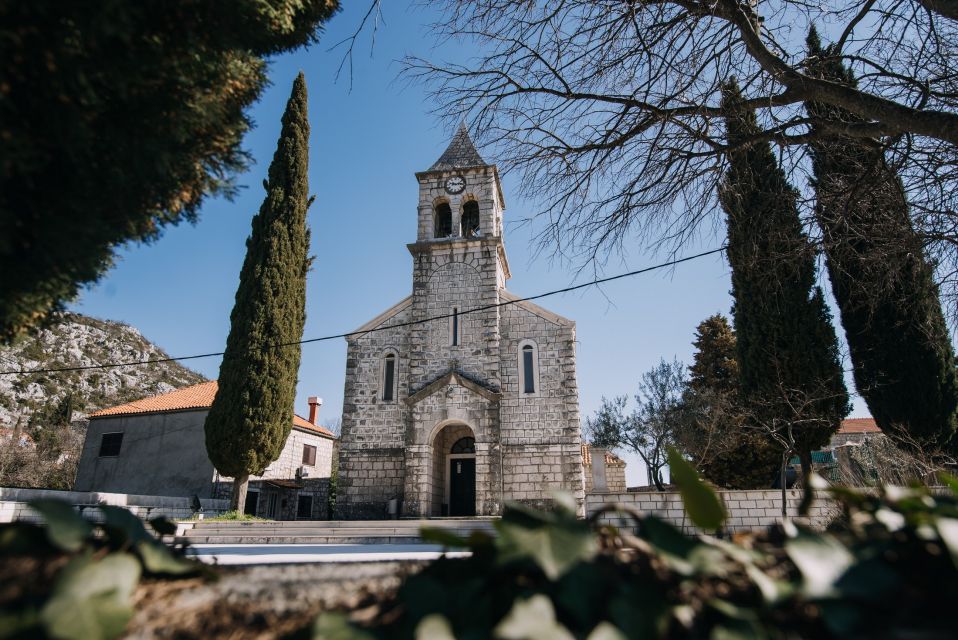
[402,444,431,517]
[590,447,609,493]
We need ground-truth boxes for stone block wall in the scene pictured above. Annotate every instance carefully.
[586,489,838,534]
[408,243,503,390]
[503,443,584,510]
[249,429,333,482]
[0,487,228,524]
[498,300,584,512]
[335,448,406,519]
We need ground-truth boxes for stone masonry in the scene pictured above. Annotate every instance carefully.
[336,125,584,519]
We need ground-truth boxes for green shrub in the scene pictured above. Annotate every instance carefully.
[318,465,958,638]
[0,500,203,639]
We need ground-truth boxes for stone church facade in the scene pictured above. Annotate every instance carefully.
[336,125,584,519]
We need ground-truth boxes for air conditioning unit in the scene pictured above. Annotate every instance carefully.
[296,466,310,479]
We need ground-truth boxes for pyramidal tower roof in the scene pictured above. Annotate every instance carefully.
[428,122,487,171]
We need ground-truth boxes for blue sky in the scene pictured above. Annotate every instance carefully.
[70,3,869,485]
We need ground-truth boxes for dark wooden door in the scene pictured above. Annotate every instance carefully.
[449,457,476,516]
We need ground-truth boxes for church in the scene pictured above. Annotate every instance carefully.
[335,125,584,519]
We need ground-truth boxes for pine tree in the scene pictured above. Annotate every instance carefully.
[720,79,850,477]
[204,73,312,512]
[805,29,958,453]
[680,314,780,489]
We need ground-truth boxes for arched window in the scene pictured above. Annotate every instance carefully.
[434,202,452,238]
[461,200,480,238]
[518,340,539,395]
[450,307,459,346]
[382,352,397,402]
[451,437,475,454]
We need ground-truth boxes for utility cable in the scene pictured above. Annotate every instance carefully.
[0,246,727,376]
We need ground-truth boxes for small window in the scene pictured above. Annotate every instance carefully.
[451,437,475,454]
[451,308,459,346]
[383,353,396,401]
[519,341,539,395]
[434,202,452,238]
[302,444,317,466]
[98,432,123,457]
[461,201,480,237]
[297,494,313,519]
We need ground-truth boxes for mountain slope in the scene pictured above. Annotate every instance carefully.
[0,313,207,429]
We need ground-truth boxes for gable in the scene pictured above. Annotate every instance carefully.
[499,289,573,327]
[404,370,501,406]
[349,295,413,335]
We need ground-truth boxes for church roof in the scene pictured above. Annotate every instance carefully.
[428,123,487,171]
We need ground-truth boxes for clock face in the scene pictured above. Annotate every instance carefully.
[444,175,466,194]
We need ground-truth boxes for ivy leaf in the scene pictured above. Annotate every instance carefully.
[99,506,153,546]
[496,504,596,580]
[666,447,727,530]
[413,614,456,640]
[784,529,853,598]
[29,499,93,552]
[312,613,376,640]
[936,517,958,568]
[39,552,140,640]
[135,540,199,576]
[494,595,574,640]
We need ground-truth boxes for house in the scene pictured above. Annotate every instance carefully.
[336,125,585,519]
[74,381,336,520]
[831,417,882,447]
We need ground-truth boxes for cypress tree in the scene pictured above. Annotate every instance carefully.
[205,73,312,512]
[720,80,850,477]
[805,29,958,452]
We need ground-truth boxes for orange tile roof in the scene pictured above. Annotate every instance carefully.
[88,380,335,438]
[839,417,881,434]
[581,443,626,466]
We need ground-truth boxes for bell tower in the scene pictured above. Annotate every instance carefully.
[407,124,510,389]
[412,123,510,288]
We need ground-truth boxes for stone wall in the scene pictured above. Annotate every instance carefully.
[0,487,228,523]
[499,299,584,511]
[75,409,218,497]
[586,489,837,534]
[336,448,406,519]
[248,428,334,483]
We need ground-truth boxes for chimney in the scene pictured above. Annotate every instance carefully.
[307,397,323,424]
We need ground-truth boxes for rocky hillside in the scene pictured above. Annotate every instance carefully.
[0,313,207,429]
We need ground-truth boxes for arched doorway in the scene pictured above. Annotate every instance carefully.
[431,423,476,516]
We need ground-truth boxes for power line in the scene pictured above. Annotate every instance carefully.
[0,246,727,377]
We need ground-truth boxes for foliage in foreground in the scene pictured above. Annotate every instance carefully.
[0,500,201,640]
[320,459,958,639]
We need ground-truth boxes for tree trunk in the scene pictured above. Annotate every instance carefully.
[799,448,813,481]
[232,473,249,513]
[652,467,665,492]
[780,456,788,519]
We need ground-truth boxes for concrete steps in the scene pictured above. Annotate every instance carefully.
[179,518,498,545]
